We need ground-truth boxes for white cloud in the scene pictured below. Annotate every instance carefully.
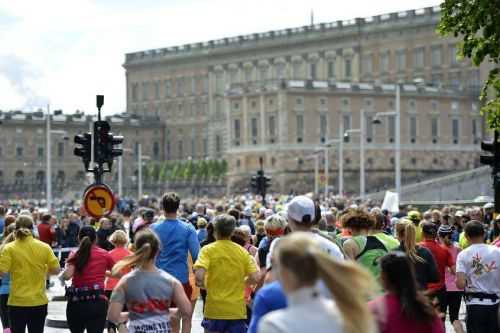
[0,0,441,115]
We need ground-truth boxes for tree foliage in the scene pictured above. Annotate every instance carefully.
[143,159,228,183]
[438,0,500,131]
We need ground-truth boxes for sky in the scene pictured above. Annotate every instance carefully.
[0,0,441,116]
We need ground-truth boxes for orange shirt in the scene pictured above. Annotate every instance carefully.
[104,246,132,291]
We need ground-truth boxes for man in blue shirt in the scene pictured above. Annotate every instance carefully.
[248,280,287,333]
[151,192,199,333]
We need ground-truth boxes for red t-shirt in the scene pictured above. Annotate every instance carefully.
[68,245,115,289]
[420,239,454,291]
[104,247,132,291]
[37,223,55,245]
[369,293,444,333]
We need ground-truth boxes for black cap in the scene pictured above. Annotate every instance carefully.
[422,221,438,237]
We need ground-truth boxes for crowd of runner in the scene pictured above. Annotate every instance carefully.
[0,193,498,333]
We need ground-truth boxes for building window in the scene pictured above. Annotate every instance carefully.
[251,118,258,144]
[327,59,335,79]
[413,47,425,69]
[203,136,208,157]
[178,140,183,158]
[269,115,276,138]
[341,98,350,112]
[452,118,460,144]
[451,101,459,113]
[292,61,302,79]
[259,66,268,82]
[472,118,481,144]
[191,77,197,95]
[450,44,458,65]
[431,100,439,112]
[16,146,23,159]
[164,80,172,98]
[38,146,44,159]
[431,73,443,87]
[215,135,222,153]
[191,135,196,157]
[380,52,389,74]
[431,117,439,143]
[431,46,442,67]
[215,72,224,94]
[296,114,304,143]
[320,114,327,143]
[57,142,64,158]
[15,171,24,185]
[343,114,351,132]
[132,83,138,102]
[409,116,417,143]
[449,71,461,89]
[309,62,317,80]
[202,76,209,94]
[154,81,160,100]
[344,58,352,78]
[408,99,417,113]
[276,63,285,79]
[388,115,395,143]
[397,50,406,72]
[176,77,185,96]
[234,119,241,146]
[366,114,374,142]
[166,141,171,159]
[362,55,372,75]
[244,67,253,82]
[153,142,160,159]
[215,99,223,119]
[142,82,149,100]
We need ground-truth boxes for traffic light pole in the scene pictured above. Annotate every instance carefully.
[480,130,500,214]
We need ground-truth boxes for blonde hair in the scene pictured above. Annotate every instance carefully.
[112,229,159,275]
[197,217,208,228]
[264,214,287,231]
[109,230,128,246]
[14,215,34,240]
[395,221,424,263]
[275,232,376,333]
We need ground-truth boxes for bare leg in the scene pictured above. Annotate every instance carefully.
[452,320,465,333]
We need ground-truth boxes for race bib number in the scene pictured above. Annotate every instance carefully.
[128,316,171,333]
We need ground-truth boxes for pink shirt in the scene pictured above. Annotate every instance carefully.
[105,247,132,291]
[444,243,460,292]
[369,294,444,333]
[69,245,115,289]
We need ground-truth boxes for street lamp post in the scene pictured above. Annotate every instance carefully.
[323,138,342,197]
[345,109,366,198]
[46,105,51,211]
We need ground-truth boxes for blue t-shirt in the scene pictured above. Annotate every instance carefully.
[248,280,287,333]
[0,218,4,236]
[0,273,10,295]
[197,229,207,244]
[151,219,200,284]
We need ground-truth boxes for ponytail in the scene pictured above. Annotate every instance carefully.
[112,229,159,275]
[14,215,34,240]
[276,232,376,333]
[314,250,376,333]
[400,222,424,264]
[67,226,97,273]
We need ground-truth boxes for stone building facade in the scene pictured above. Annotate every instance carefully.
[0,110,165,199]
[123,6,487,194]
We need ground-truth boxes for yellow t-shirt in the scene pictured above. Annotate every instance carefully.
[459,231,469,249]
[194,240,258,320]
[0,235,60,306]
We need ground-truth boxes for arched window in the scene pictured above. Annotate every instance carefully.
[36,171,45,185]
[15,170,24,185]
[56,171,65,186]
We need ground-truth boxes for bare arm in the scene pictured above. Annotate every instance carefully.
[107,282,129,324]
[246,271,260,286]
[194,268,206,288]
[172,281,192,319]
[456,272,466,290]
[343,239,359,260]
[60,263,75,281]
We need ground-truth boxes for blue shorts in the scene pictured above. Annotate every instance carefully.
[201,319,247,333]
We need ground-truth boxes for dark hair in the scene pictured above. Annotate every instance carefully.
[68,226,97,273]
[464,220,485,239]
[231,229,246,247]
[380,252,436,323]
[227,208,241,221]
[205,222,216,243]
[313,201,322,225]
[341,209,375,231]
[41,214,52,224]
[161,192,180,214]
[0,206,5,216]
[372,212,386,230]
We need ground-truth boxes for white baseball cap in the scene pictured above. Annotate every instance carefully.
[286,196,315,223]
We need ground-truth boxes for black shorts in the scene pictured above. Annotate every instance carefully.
[445,291,463,323]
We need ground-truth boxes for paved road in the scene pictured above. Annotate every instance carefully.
[0,277,465,332]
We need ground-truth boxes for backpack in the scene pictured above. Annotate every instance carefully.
[353,235,389,280]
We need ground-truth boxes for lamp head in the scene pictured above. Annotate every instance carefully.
[372,117,382,125]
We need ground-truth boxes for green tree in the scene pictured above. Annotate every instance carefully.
[438,0,500,130]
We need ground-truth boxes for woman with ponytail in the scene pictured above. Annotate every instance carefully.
[369,252,444,333]
[61,226,115,333]
[258,232,376,333]
[0,215,60,333]
[107,229,192,333]
[395,221,439,290]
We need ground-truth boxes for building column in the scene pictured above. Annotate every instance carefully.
[242,96,249,146]
[259,95,266,146]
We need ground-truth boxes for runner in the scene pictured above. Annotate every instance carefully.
[151,192,199,333]
[456,220,500,333]
[258,232,376,333]
[61,226,115,333]
[0,224,15,333]
[194,214,259,333]
[369,252,444,333]
[0,215,60,333]
[394,221,439,290]
[107,229,192,333]
[105,230,132,333]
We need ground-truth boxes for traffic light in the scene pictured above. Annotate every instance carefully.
[480,131,500,213]
[250,175,259,193]
[104,133,124,170]
[94,120,111,166]
[74,132,92,171]
[263,175,272,194]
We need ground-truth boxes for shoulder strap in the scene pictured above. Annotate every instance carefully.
[355,235,388,260]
